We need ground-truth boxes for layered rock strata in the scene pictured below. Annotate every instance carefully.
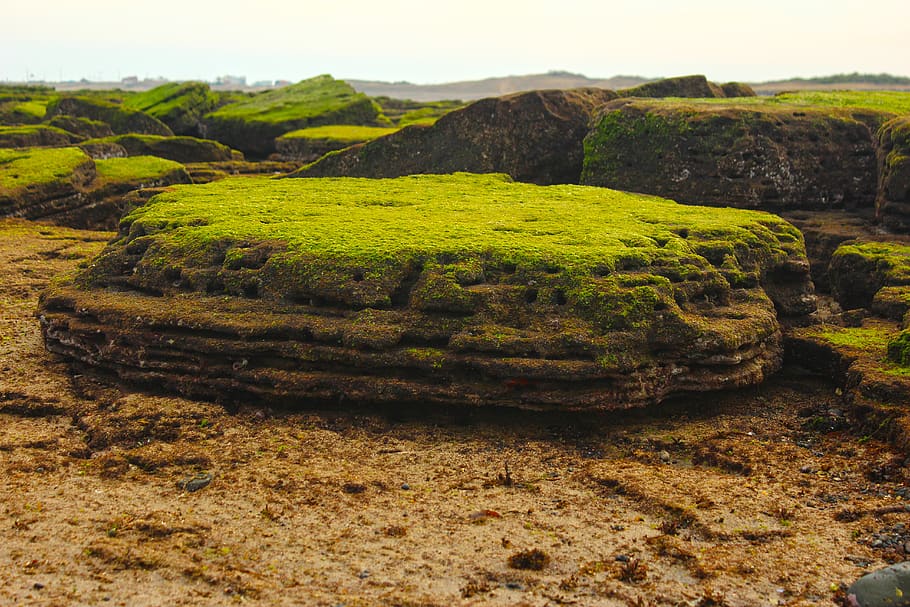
[40,174,815,410]
[290,89,619,185]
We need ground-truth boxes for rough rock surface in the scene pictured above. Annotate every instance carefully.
[202,75,384,158]
[619,75,755,99]
[847,561,910,607]
[290,88,619,185]
[47,115,115,139]
[274,126,398,163]
[95,134,235,163]
[829,240,910,311]
[581,99,888,211]
[876,116,910,233]
[0,124,80,148]
[45,97,173,137]
[39,174,815,411]
[0,147,190,228]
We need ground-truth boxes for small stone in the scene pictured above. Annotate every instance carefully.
[800,465,814,474]
[357,570,370,579]
[400,483,410,491]
[659,450,671,463]
[615,554,630,562]
[32,583,44,590]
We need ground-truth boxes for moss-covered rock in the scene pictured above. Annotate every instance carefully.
[48,115,115,139]
[203,75,385,158]
[372,97,465,126]
[0,124,81,148]
[875,116,910,232]
[829,240,910,310]
[39,173,815,410]
[888,330,910,366]
[45,96,173,136]
[618,75,755,99]
[82,134,235,163]
[275,125,400,162]
[581,98,891,211]
[0,147,189,227]
[291,88,619,185]
[123,82,218,137]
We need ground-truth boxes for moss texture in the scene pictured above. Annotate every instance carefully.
[83,134,235,163]
[41,173,814,410]
[123,82,218,137]
[47,115,115,139]
[581,98,891,210]
[45,96,173,137]
[0,124,80,148]
[829,240,910,310]
[275,125,400,162]
[203,75,385,158]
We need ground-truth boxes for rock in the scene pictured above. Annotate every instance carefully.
[290,88,619,185]
[48,115,115,139]
[581,98,888,211]
[123,81,218,137]
[274,125,399,162]
[847,561,910,606]
[876,116,910,233]
[618,75,754,99]
[80,142,129,160]
[829,241,910,310]
[90,134,235,164]
[0,124,80,148]
[0,147,190,229]
[39,173,813,411]
[45,96,173,136]
[203,75,385,158]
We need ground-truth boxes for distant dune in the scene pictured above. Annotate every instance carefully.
[347,71,650,102]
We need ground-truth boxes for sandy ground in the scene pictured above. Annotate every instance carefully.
[1,217,908,606]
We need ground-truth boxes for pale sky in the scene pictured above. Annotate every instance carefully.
[2,0,908,84]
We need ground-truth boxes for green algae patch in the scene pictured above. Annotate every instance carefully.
[45,96,173,137]
[123,82,218,136]
[0,124,79,148]
[203,75,385,158]
[94,156,187,184]
[829,240,910,310]
[83,134,235,163]
[279,125,399,142]
[0,147,93,195]
[44,173,813,410]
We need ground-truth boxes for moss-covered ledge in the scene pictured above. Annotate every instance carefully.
[39,173,815,410]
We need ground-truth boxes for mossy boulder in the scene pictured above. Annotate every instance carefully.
[39,173,815,410]
[0,124,81,148]
[203,75,385,158]
[875,116,910,232]
[83,134,235,163]
[829,240,910,310]
[275,125,400,162]
[48,115,115,139]
[888,330,910,366]
[373,97,465,126]
[0,147,189,227]
[45,96,173,136]
[123,82,218,137]
[291,88,619,185]
[0,99,50,125]
[581,98,890,211]
[619,75,755,99]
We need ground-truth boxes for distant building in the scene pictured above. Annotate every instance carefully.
[121,76,139,85]
[215,75,247,87]
[275,80,292,87]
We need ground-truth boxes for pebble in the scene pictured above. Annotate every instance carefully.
[357,570,370,579]
[847,561,910,607]
[177,472,213,493]
[800,465,815,474]
[615,554,630,562]
[659,450,671,463]
[400,483,410,491]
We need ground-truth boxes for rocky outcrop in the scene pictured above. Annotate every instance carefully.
[91,134,236,163]
[290,88,619,185]
[48,115,115,139]
[202,75,385,158]
[45,97,173,137]
[0,124,80,148]
[39,173,815,411]
[875,116,910,232]
[274,126,398,163]
[124,82,218,137]
[619,75,755,98]
[581,99,890,211]
[829,240,910,311]
[0,147,190,229]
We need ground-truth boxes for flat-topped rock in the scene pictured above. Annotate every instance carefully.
[0,124,81,148]
[290,88,619,185]
[581,97,896,211]
[82,134,236,164]
[45,96,173,136]
[39,173,815,410]
[275,125,400,162]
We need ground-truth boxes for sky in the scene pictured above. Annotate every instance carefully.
[2,0,908,85]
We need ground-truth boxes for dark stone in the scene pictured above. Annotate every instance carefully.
[290,88,619,185]
[847,561,910,607]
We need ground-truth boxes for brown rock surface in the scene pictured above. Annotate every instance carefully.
[291,89,619,185]
[875,116,910,232]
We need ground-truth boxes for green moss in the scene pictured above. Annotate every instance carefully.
[888,330,910,367]
[206,75,383,125]
[278,125,399,142]
[94,156,185,183]
[646,91,910,117]
[583,108,691,177]
[123,82,218,135]
[816,326,892,351]
[0,147,91,194]
[0,124,74,140]
[833,241,910,285]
